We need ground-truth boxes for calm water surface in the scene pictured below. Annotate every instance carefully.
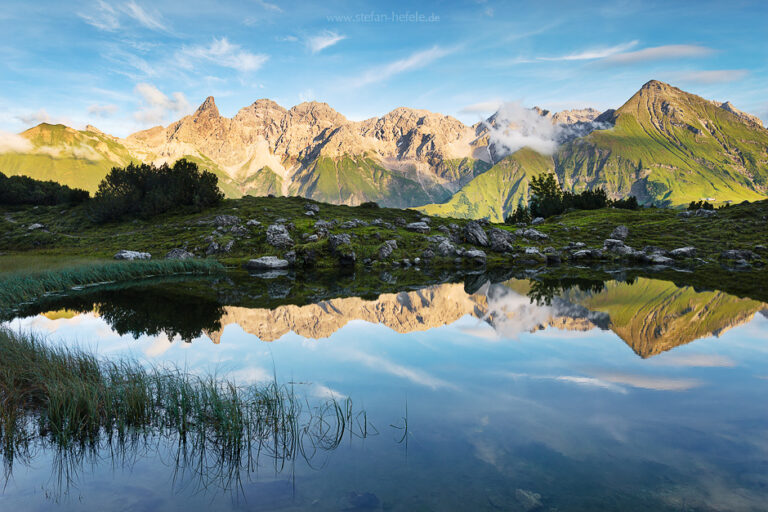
[2,277,767,511]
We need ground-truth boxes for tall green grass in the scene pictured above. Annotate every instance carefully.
[0,259,223,310]
[0,327,370,493]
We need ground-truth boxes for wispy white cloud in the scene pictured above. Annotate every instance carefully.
[78,0,120,31]
[537,40,639,61]
[307,30,346,53]
[123,1,167,31]
[0,131,33,152]
[16,108,50,126]
[87,103,119,117]
[350,46,454,88]
[651,352,736,367]
[591,371,702,391]
[133,83,190,125]
[669,69,749,84]
[459,100,503,115]
[254,0,282,12]
[603,44,713,64]
[179,38,268,73]
[79,0,168,32]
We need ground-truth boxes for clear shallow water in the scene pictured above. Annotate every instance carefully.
[2,277,768,511]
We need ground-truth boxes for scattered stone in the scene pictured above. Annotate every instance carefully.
[437,225,451,235]
[114,250,151,260]
[531,217,545,225]
[305,234,319,243]
[488,228,515,253]
[246,256,290,270]
[304,210,316,217]
[515,228,549,241]
[564,241,586,250]
[695,209,717,218]
[284,251,297,265]
[603,238,637,256]
[648,253,674,265]
[378,239,398,259]
[230,225,248,236]
[420,217,431,224]
[27,223,45,231]
[435,240,458,257]
[610,225,629,240]
[221,239,235,253]
[266,224,294,249]
[463,249,487,264]
[329,233,352,251]
[421,248,435,259]
[213,215,240,227]
[165,248,194,260]
[721,249,758,260]
[642,245,669,256]
[205,241,220,255]
[340,219,369,229]
[304,203,320,214]
[463,221,489,247]
[246,219,261,227]
[405,221,430,233]
[395,217,406,227]
[571,249,603,261]
[670,246,696,258]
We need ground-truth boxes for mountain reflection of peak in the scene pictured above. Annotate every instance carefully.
[27,277,766,358]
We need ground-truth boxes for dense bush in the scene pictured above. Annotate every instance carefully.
[688,200,714,211]
[611,196,640,210]
[509,173,639,221]
[359,201,380,208]
[0,172,89,205]
[91,159,223,222]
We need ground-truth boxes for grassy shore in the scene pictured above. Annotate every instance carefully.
[0,258,223,312]
[0,327,368,485]
[1,195,766,270]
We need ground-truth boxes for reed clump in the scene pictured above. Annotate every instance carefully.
[0,259,223,310]
[0,327,370,490]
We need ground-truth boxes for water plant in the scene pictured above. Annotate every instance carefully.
[0,327,371,496]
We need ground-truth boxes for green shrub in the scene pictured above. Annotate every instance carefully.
[90,159,222,222]
[610,196,640,210]
[688,200,714,211]
[505,205,532,224]
[359,201,380,208]
[0,172,89,205]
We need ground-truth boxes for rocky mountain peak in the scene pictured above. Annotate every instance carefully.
[719,101,764,128]
[195,96,219,117]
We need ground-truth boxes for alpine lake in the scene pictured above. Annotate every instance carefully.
[1,266,767,512]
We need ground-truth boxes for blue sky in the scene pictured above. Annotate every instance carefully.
[0,0,766,136]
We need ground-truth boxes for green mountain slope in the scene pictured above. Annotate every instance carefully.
[289,155,447,208]
[0,124,133,193]
[418,148,554,221]
[556,80,768,206]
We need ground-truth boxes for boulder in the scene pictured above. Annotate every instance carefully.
[165,248,194,260]
[27,223,45,231]
[695,209,717,218]
[246,256,290,270]
[488,228,515,253]
[378,239,398,259]
[531,217,545,225]
[340,219,369,229]
[463,249,487,264]
[463,221,489,247]
[114,250,151,260]
[329,233,352,251]
[266,223,294,249]
[571,249,603,261]
[205,241,220,255]
[246,219,261,227]
[213,215,240,227]
[647,253,674,265]
[304,203,320,214]
[670,246,696,259]
[405,221,430,233]
[564,241,586,250]
[435,240,458,257]
[610,225,629,240]
[721,249,758,260]
[515,228,549,241]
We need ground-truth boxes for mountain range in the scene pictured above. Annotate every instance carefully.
[1,80,766,221]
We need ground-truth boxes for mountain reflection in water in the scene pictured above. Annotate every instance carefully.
[22,276,766,358]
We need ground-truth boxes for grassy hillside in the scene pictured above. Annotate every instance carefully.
[289,155,445,208]
[418,148,554,221]
[556,81,768,206]
[569,278,765,357]
[0,124,133,192]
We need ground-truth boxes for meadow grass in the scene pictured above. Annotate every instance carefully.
[0,259,223,311]
[0,327,370,492]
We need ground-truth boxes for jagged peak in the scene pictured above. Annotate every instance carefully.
[195,96,219,116]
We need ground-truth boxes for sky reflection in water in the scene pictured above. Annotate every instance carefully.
[2,278,767,511]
